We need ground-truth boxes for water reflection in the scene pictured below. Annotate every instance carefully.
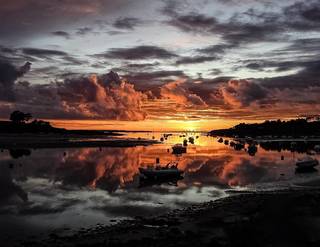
[9,149,31,159]
[0,132,320,237]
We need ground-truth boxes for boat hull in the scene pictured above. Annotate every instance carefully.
[296,160,319,168]
[139,168,183,179]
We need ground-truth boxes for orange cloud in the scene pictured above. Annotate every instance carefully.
[160,79,207,107]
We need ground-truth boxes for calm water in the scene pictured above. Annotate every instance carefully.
[1,132,320,240]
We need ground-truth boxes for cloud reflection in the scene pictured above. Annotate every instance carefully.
[1,135,319,233]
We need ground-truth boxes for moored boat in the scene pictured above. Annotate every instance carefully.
[139,163,183,179]
[172,144,187,154]
[188,136,195,144]
[183,139,188,146]
[296,156,319,169]
[248,144,258,155]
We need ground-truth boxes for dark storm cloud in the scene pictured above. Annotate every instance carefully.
[173,12,281,43]
[165,10,284,60]
[166,13,219,34]
[277,38,320,55]
[239,59,317,73]
[32,66,60,76]
[197,43,238,56]
[221,22,282,44]
[0,70,148,120]
[124,70,185,80]
[164,1,320,54]
[283,0,320,31]
[76,27,93,36]
[0,46,16,55]
[260,60,320,89]
[112,62,161,73]
[0,0,152,43]
[175,55,218,65]
[93,45,177,60]
[209,69,223,76]
[51,31,71,39]
[113,17,142,30]
[62,56,87,66]
[221,79,268,107]
[177,78,269,110]
[125,62,160,70]
[1,47,85,67]
[122,70,186,89]
[0,61,31,101]
[21,48,68,58]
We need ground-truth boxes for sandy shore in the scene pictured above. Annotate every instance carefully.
[0,133,158,149]
[17,188,320,247]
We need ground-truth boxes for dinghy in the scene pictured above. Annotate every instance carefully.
[139,163,183,179]
[296,156,319,169]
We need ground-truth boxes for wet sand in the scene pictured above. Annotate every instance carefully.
[0,133,159,149]
[18,188,320,247]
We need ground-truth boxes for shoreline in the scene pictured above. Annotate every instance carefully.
[0,133,159,149]
[18,188,320,247]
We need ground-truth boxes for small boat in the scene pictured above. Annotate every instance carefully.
[234,143,244,150]
[172,144,187,154]
[296,156,319,169]
[248,144,257,156]
[139,163,183,179]
[183,139,188,146]
[188,136,194,144]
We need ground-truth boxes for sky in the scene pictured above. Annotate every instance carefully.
[0,0,320,131]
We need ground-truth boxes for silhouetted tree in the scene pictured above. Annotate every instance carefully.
[210,118,320,137]
[9,111,32,123]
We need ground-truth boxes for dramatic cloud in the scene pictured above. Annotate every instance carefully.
[94,46,177,60]
[76,27,93,36]
[1,0,320,123]
[21,48,68,58]
[260,60,320,89]
[56,72,147,120]
[113,17,142,30]
[51,31,71,39]
[219,79,268,108]
[283,0,320,31]
[122,70,186,89]
[166,13,218,34]
[160,80,207,107]
[0,70,148,121]
[0,61,31,101]
[175,56,218,65]
[197,43,237,56]
[0,0,153,42]
[166,10,283,46]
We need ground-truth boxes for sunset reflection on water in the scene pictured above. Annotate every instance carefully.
[0,132,320,238]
